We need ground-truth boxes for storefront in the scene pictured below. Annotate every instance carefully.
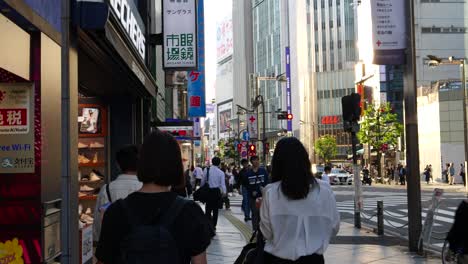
[0,0,159,263]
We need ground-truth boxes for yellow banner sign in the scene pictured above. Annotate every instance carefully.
[0,238,24,264]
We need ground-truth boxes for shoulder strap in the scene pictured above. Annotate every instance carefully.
[206,167,210,182]
[159,196,188,228]
[106,183,112,203]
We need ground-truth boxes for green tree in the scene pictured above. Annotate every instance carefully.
[358,102,403,179]
[314,135,337,164]
[217,138,239,163]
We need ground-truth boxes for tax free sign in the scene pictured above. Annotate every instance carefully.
[163,0,197,69]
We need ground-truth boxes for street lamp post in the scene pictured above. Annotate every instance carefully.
[253,95,267,165]
[426,55,468,196]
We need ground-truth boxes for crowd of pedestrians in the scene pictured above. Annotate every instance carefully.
[92,131,351,263]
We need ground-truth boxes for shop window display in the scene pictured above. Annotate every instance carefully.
[77,102,107,263]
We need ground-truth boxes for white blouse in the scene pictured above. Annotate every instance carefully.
[260,180,340,261]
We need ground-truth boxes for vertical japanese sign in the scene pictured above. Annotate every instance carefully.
[285,47,292,132]
[163,0,197,69]
[0,83,35,173]
[370,0,406,65]
[187,0,206,117]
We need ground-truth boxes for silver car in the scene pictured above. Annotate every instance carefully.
[330,169,353,185]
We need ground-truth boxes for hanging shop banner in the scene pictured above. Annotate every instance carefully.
[187,0,206,117]
[247,113,258,140]
[0,83,35,174]
[163,0,197,69]
[370,0,406,65]
[285,47,292,132]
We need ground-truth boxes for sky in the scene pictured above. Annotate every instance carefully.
[204,0,231,104]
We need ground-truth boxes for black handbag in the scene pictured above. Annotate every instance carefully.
[234,229,264,264]
[193,168,210,203]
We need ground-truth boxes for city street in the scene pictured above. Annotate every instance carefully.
[228,183,467,251]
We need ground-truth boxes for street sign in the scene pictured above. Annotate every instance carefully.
[241,141,248,159]
[248,114,258,139]
[420,188,444,247]
[242,131,250,141]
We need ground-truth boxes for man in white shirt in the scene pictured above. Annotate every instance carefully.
[194,165,204,189]
[321,166,331,185]
[201,157,226,229]
[92,145,142,242]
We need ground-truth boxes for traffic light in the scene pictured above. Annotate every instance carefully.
[341,93,361,122]
[237,143,242,152]
[341,93,361,132]
[287,113,293,120]
[277,111,288,120]
[248,144,256,156]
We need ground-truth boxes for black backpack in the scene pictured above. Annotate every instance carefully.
[119,196,187,264]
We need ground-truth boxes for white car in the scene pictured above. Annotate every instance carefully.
[329,169,353,185]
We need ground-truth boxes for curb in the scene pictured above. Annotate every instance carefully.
[222,211,252,242]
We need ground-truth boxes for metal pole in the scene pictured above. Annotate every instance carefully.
[60,0,71,262]
[261,96,267,165]
[351,131,361,228]
[377,201,384,236]
[404,0,423,253]
[461,60,468,196]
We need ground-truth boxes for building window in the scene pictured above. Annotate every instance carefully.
[338,40,342,49]
[330,20,333,28]
[330,41,334,50]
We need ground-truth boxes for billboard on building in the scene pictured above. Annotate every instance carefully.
[217,101,232,139]
[370,0,406,65]
[187,0,206,117]
[216,17,233,62]
[163,0,197,69]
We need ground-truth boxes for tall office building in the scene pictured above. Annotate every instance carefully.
[252,0,290,157]
[301,0,359,160]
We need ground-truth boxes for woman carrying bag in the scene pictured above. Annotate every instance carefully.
[259,137,340,263]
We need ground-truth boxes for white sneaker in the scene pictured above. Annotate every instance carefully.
[80,185,94,192]
[80,214,94,224]
[89,172,103,182]
[85,208,92,215]
[78,192,87,197]
[90,142,104,148]
[79,220,85,229]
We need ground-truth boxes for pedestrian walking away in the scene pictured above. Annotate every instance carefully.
[259,137,340,263]
[245,155,269,230]
[239,159,252,222]
[460,163,466,187]
[194,165,204,189]
[92,145,142,242]
[95,130,213,264]
[201,157,227,230]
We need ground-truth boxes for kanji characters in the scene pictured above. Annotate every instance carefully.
[7,110,22,125]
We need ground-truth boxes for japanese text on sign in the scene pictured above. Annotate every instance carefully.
[371,0,406,50]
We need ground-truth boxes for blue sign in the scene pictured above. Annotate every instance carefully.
[285,47,292,132]
[187,0,206,117]
[242,131,250,141]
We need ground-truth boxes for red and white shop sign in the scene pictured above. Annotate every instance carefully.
[0,85,30,134]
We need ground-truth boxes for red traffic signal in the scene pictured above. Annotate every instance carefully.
[237,143,242,152]
[249,145,256,152]
[287,114,293,120]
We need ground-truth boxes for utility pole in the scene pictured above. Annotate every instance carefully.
[403,0,423,253]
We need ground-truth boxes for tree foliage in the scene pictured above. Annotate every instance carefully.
[314,135,337,164]
[217,138,239,162]
[358,103,403,178]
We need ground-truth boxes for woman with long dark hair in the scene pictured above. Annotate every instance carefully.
[259,137,340,264]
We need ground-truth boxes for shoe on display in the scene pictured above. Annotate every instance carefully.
[89,172,103,182]
[80,175,90,182]
[78,154,90,164]
[80,185,94,192]
[79,220,85,229]
[90,142,104,148]
[78,142,88,148]
[80,214,94,224]
[92,153,98,163]
[85,208,92,216]
[78,192,87,197]
[79,204,83,215]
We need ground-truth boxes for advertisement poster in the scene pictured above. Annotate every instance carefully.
[0,238,24,264]
[81,225,93,264]
[216,17,233,62]
[79,108,100,134]
[247,113,258,140]
[0,83,34,174]
[370,0,406,65]
[187,0,206,117]
[163,0,197,69]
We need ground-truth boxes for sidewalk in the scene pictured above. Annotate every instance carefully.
[206,204,441,263]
